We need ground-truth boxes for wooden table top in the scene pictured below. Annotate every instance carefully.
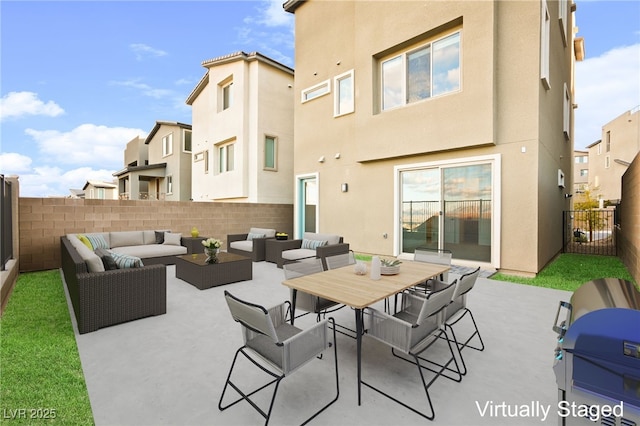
[282,261,450,309]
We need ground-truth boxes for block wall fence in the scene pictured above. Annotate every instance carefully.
[18,198,293,272]
[617,152,640,284]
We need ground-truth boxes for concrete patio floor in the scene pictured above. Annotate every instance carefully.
[64,260,572,425]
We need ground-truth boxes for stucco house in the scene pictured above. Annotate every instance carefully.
[186,51,294,203]
[114,122,193,201]
[573,149,588,199]
[586,107,640,203]
[283,0,581,275]
[82,180,118,200]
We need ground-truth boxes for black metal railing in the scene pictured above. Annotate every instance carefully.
[563,209,616,256]
[1,175,13,270]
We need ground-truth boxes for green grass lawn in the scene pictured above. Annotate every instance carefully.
[491,253,636,291]
[0,270,93,425]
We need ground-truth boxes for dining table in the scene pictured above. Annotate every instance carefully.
[281,259,451,405]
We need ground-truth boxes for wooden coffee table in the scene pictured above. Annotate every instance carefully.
[175,252,252,290]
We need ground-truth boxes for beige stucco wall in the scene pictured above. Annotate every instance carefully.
[589,108,640,202]
[618,152,640,284]
[18,198,293,272]
[289,0,574,275]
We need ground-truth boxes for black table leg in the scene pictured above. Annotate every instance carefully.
[291,289,297,325]
[355,307,363,405]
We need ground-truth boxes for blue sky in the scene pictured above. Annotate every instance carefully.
[1,0,639,197]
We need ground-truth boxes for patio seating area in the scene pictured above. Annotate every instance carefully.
[64,260,570,425]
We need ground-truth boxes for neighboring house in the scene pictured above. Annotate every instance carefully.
[573,150,588,199]
[185,51,294,203]
[82,180,118,200]
[68,188,85,199]
[586,107,640,203]
[114,122,193,201]
[284,0,581,275]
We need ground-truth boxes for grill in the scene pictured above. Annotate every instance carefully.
[553,278,640,425]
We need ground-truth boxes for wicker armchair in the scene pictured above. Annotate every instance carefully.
[275,232,349,269]
[227,227,276,261]
[363,282,460,420]
[219,291,339,425]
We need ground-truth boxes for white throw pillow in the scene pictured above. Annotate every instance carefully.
[163,232,182,246]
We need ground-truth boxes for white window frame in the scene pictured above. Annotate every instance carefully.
[204,150,209,174]
[558,0,568,47]
[166,175,173,195]
[162,133,173,157]
[219,76,233,111]
[218,142,235,173]
[264,135,278,171]
[597,143,602,155]
[182,129,192,153]
[194,152,205,162]
[301,79,330,103]
[334,69,355,117]
[380,30,461,112]
[541,1,551,90]
[563,82,571,140]
[605,155,611,169]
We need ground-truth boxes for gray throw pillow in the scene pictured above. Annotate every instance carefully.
[95,248,117,270]
[155,231,165,244]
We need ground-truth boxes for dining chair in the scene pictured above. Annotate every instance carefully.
[442,266,484,374]
[362,281,461,420]
[282,258,341,321]
[219,291,339,426]
[414,247,452,282]
[324,250,356,270]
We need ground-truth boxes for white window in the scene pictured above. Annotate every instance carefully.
[183,130,192,152]
[97,188,105,199]
[559,0,568,46]
[222,82,233,110]
[605,155,610,169]
[166,175,173,195]
[264,136,277,170]
[580,169,588,177]
[204,150,209,174]
[541,1,551,89]
[301,79,330,103]
[162,133,173,157]
[381,31,461,111]
[597,143,602,155]
[218,143,235,173]
[334,70,355,116]
[606,131,611,152]
[563,82,571,139]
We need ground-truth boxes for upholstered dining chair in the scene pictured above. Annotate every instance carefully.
[282,258,341,322]
[219,291,339,426]
[362,281,460,420]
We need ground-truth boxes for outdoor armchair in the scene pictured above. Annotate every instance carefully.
[219,291,339,425]
[276,232,349,269]
[227,227,276,261]
[363,281,460,420]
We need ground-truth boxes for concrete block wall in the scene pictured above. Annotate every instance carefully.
[617,152,640,284]
[18,198,293,272]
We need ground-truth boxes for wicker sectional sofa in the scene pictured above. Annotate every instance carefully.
[60,230,187,334]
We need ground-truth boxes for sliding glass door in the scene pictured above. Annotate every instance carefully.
[400,159,494,263]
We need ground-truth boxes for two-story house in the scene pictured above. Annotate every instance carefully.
[284,0,580,275]
[586,107,640,203]
[186,51,294,203]
[114,121,193,201]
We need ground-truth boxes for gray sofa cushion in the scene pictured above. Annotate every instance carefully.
[110,231,144,248]
[303,232,341,245]
[230,240,253,252]
[110,244,187,259]
[67,234,105,272]
[282,248,316,261]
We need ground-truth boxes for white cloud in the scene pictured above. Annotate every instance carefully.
[130,43,168,61]
[24,123,145,168]
[237,0,294,66]
[15,165,118,198]
[0,152,33,174]
[110,79,174,99]
[574,43,640,149]
[0,91,65,121]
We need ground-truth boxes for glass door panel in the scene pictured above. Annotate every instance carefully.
[400,168,441,253]
[442,164,492,262]
[298,177,317,237]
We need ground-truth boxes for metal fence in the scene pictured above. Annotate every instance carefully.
[1,175,13,270]
[563,209,616,256]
